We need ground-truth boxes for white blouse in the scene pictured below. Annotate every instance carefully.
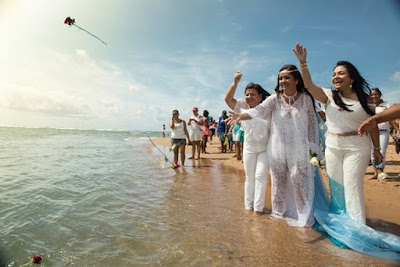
[323,88,374,150]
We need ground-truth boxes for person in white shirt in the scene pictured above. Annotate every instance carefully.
[359,102,400,154]
[294,42,382,224]
[225,71,271,215]
[188,107,202,160]
[170,109,190,168]
[368,88,397,180]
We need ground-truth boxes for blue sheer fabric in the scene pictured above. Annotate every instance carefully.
[313,115,400,260]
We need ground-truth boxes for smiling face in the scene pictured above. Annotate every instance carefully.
[278,71,297,93]
[370,90,382,105]
[245,88,262,108]
[332,65,354,91]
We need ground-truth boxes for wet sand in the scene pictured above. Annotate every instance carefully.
[152,137,400,266]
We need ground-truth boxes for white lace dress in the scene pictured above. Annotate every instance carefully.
[246,93,320,227]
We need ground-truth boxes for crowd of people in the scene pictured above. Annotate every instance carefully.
[164,42,400,259]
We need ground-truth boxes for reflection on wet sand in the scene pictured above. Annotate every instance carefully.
[159,160,398,266]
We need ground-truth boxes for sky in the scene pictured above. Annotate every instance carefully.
[0,0,400,132]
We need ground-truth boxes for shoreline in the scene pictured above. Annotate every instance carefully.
[152,136,400,228]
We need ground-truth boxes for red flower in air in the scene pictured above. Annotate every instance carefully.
[64,16,75,26]
[63,16,107,45]
[32,254,43,264]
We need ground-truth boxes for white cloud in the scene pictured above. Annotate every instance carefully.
[267,74,276,83]
[280,24,293,33]
[231,22,242,31]
[233,51,250,71]
[390,71,400,82]
[0,48,151,128]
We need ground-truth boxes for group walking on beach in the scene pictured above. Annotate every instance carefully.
[166,42,400,260]
[224,42,400,260]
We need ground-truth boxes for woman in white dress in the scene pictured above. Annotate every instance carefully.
[293,42,382,225]
[293,43,400,260]
[228,65,320,227]
[225,71,270,215]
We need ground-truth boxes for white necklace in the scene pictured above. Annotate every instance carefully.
[283,90,298,105]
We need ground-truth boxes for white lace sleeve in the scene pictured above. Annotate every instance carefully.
[245,95,276,120]
[306,95,322,159]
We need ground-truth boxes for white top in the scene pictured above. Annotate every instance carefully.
[171,120,186,139]
[234,98,270,153]
[375,101,391,131]
[189,115,202,134]
[323,88,374,150]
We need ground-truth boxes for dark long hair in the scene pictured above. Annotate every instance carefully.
[275,64,316,110]
[245,82,270,103]
[332,61,374,116]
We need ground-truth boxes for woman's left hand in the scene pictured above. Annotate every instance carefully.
[373,150,383,165]
[226,111,240,125]
[293,42,307,63]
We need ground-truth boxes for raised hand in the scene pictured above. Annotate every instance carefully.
[234,71,242,84]
[293,42,307,63]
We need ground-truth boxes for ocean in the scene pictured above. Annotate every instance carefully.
[0,126,395,266]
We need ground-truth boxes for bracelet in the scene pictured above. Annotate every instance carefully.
[374,147,380,151]
[300,62,308,70]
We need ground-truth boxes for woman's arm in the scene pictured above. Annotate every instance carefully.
[358,103,400,135]
[293,42,328,104]
[225,71,242,110]
[370,126,383,164]
[227,111,252,125]
[169,117,175,129]
[227,95,275,125]
[389,120,399,135]
[392,119,400,136]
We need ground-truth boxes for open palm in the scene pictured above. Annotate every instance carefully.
[293,42,307,63]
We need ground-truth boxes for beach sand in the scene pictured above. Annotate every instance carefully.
[151,136,400,265]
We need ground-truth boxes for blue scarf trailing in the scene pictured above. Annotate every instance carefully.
[313,114,400,260]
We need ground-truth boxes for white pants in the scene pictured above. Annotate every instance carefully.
[243,150,269,212]
[325,146,370,224]
[370,130,389,169]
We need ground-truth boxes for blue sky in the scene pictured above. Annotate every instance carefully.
[1,0,399,131]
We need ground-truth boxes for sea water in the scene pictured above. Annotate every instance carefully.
[0,127,177,265]
[0,126,395,266]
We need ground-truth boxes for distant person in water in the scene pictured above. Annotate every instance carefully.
[170,109,191,168]
[162,124,166,138]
